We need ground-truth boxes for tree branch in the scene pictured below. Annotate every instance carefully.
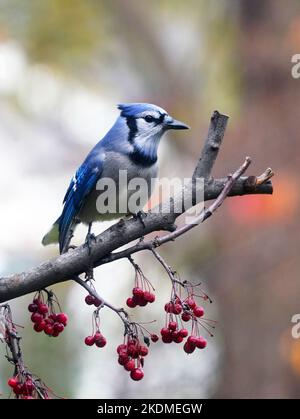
[193,110,229,179]
[0,111,273,303]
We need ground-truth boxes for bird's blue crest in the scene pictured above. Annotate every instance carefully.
[117,103,166,118]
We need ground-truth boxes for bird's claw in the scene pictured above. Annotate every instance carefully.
[133,210,147,228]
[67,244,78,251]
[85,232,96,255]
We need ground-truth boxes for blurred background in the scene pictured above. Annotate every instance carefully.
[0,0,299,399]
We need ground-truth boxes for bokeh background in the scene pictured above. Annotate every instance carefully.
[0,0,300,399]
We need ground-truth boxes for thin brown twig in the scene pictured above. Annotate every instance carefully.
[73,275,129,327]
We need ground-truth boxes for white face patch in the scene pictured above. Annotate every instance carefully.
[134,110,167,144]
[135,119,162,147]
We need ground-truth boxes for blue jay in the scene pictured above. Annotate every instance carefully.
[42,103,189,254]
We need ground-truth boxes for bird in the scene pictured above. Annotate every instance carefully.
[42,103,189,254]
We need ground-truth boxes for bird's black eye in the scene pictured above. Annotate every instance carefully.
[144,115,155,123]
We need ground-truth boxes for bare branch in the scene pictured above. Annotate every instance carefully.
[193,110,228,179]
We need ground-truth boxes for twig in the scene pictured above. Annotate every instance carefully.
[73,276,129,327]
[193,110,229,179]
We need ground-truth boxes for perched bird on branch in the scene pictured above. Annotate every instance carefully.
[42,103,189,254]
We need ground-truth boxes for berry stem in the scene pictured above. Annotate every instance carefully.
[74,275,129,327]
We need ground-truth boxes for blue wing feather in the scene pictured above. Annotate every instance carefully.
[59,161,101,253]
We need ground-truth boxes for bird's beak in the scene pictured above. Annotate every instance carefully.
[164,116,190,130]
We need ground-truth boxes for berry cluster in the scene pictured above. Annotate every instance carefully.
[85,331,107,348]
[160,283,214,354]
[117,337,148,381]
[8,376,35,398]
[126,260,155,308]
[7,374,51,399]
[126,287,155,308]
[85,294,102,307]
[28,291,68,337]
[116,320,159,381]
[161,322,188,344]
[84,309,107,348]
[183,335,207,354]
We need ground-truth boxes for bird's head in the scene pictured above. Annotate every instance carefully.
[117,103,189,165]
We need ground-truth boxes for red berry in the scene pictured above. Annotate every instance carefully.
[33,320,46,332]
[127,345,139,358]
[179,328,189,338]
[33,321,46,333]
[130,368,144,381]
[23,380,34,395]
[139,346,148,356]
[85,335,95,346]
[143,291,155,303]
[117,344,127,354]
[85,295,95,305]
[53,322,64,333]
[52,330,60,337]
[135,296,147,306]
[8,377,18,388]
[193,306,204,318]
[94,332,102,341]
[186,297,196,309]
[49,313,57,322]
[94,332,106,347]
[33,298,41,305]
[95,337,107,348]
[118,355,129,365]
[126,297,137,308]
[37,303,48,315]
[196,336,207,349]
[173,304,182,314]
[94,298,102,307]
[187,335,198,346]
[168,321,177,331]
[164,302,173,313]
[181,312,191,322]
[118,349,128,358]
[13,383,24,395]
[124,359,135,371]
[132,287,144,298]
[44,324,54,336]
[162,334,173,344]
[150,334,159,343]
[160,327,170,337]
[183,341,196,354]
[31,312,43,324]
[28,303,38,313]
[173,334,183,344]
[56,313,68,325]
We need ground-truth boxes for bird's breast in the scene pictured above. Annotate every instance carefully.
[79,151,158,224]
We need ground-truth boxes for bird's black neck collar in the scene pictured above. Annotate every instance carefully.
[129,148,157,167]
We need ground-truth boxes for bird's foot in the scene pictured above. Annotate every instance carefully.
[132,210,147,228]
[67,244,78,251]
[85,267,94,281]
[84,222,96,256]
[85,232,96,255]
